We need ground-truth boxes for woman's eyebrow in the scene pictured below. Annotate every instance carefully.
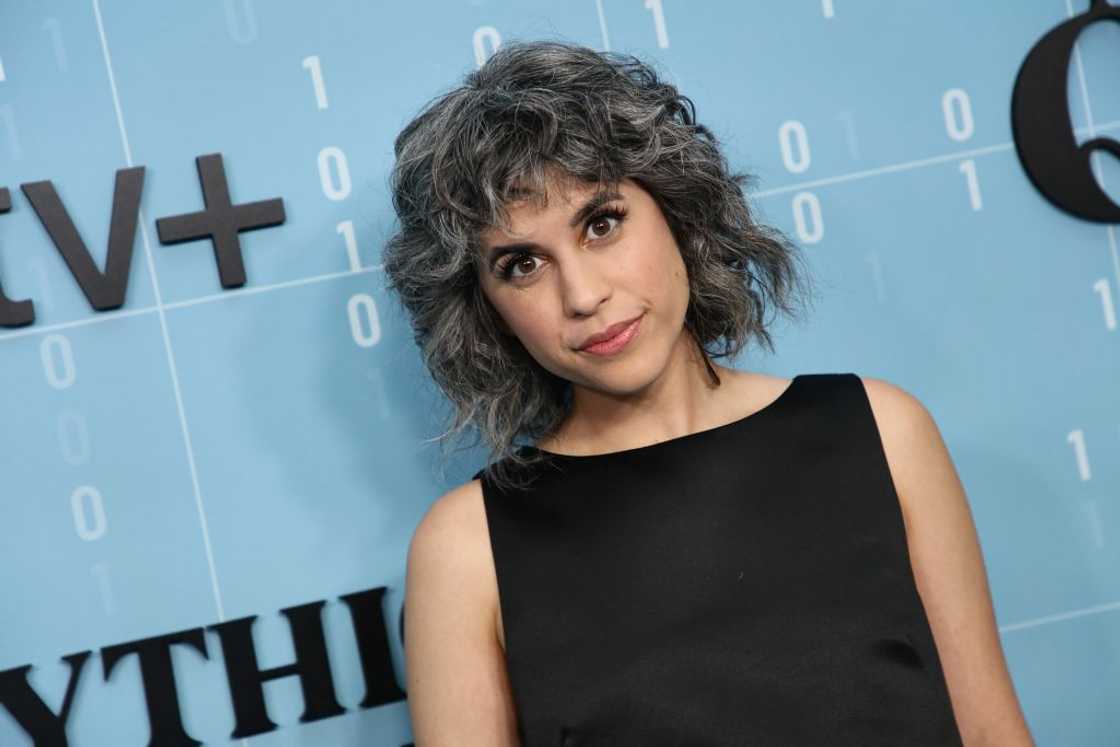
[567,189,624,228]
[485,190,625,262]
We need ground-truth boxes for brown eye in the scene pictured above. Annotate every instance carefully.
[583,206,628,242]
[499,253,540,280]
[588,216,614,238]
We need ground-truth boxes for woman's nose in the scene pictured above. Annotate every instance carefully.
[558,252,612,317]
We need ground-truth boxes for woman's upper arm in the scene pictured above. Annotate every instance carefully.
[403,480,520,747]
[861,376,1035,746]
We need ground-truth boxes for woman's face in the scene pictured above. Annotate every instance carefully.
[477,174,691,397]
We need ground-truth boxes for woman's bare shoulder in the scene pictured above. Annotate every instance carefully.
[404,477,518,742]
[407,477,504,648]
[411,477,487,546]
[408,478,493,604]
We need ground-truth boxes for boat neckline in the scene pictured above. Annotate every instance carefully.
[519,374,803,461]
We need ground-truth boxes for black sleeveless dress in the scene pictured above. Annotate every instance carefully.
[471,372,963,746]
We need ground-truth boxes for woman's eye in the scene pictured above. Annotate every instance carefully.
[496,208,626,282]
[585,213,621,241]
[500,253,539,280]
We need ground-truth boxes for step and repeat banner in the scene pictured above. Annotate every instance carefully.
[2,1,1119,744]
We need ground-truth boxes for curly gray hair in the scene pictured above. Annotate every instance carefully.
[382,39,817,492]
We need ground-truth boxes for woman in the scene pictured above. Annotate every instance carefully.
[385,40,1033,746]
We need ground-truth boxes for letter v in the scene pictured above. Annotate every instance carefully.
[21,166,145,310]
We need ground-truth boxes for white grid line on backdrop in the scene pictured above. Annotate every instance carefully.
[0,1,1113,647]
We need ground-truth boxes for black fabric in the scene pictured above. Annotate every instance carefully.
[472,372,963,746]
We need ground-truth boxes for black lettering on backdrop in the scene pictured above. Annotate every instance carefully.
[155,153,285,288]
[339,587,408,709]
[0,152,286,329]
[1013,0,1120,221]
[0,186,35,327]
[20,166,145,318]
[0,586,406,745]
[101,627,210,747]
[0,651,90,745]
[208,601,345,739]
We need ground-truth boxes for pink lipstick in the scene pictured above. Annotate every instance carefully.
[579,314,643,356]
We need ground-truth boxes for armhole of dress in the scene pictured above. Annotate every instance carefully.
[844,373,905,518]
[470,467,517,677]
[845,373,963,728]
[836,372,925,576]
[471,468,491,524]
[844,373,934,605]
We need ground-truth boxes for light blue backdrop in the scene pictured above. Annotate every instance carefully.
[2,1,1118,744]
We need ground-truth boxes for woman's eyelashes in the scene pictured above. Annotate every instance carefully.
[495,205,629,282]
[585,205,628,241]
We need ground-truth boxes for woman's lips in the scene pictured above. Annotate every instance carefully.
[579,314,643,356]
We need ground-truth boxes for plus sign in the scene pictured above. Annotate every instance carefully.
[155,153,285,288]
